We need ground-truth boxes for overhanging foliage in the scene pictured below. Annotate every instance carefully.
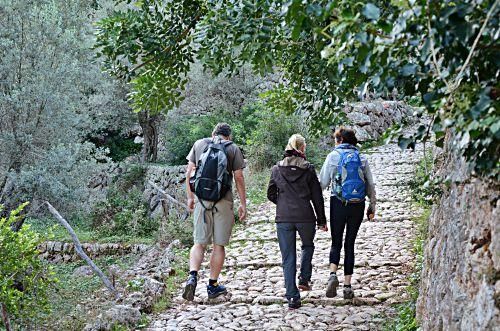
[96,0,499,177]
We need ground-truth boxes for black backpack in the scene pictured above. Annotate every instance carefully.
[190,139,233,204]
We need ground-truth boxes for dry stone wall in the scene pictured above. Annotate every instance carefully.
[343,101,418,141]
[38,241,150,262]
[143,165,187,219]
[417,149,499,330]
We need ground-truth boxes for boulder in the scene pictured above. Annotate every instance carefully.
[347,112,371,126]
[352,126,371,142]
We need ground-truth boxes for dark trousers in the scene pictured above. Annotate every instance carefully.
[329,198,365,275]
[276,222,316,300]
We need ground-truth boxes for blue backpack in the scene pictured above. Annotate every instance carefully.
[334,145,366,203]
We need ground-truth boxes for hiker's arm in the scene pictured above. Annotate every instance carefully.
[309,167,326,226]
[267,168,278,204]
[234,169,247,222]
[364,160,376,213]
[319,153,334,190]
[186,161,196,211]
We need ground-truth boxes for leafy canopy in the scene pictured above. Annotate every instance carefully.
[96,0,499,177]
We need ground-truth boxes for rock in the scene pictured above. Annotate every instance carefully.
[123,291,147,308]
[352,126,371,142]
[347,112,371,126]
[144,277,165,297]
[374,292,397,301]
[73,265,94,277]
[85,305,141,331]
[416,145,500,331]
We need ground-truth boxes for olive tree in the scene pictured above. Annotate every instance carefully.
[0,0,131,215]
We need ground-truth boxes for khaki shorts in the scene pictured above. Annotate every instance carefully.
[193,198,235,246]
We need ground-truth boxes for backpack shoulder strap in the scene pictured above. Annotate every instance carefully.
[202,138,214,153]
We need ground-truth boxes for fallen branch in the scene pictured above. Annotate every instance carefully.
[1,303,11,331]
[45,201,119,299]
[147,180,189,210]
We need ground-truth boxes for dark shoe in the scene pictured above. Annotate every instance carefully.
[326,274,339,298]
[343,286,354,299]
[182,275,197,301]
[207,284,228,299]
[288,297,302,310]
[298,277,312,291]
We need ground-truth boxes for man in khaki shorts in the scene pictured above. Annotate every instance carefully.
[182,123,247,300]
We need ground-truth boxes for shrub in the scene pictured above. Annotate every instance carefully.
[158,216,193,247]
[246,105,323,170]
[89,130,142,162]
[91,166,158,238]
[0,203,56,329]
[408,151,442,206]
[160,113,220,166]
[160,106,258,165]
[161,102,324,172]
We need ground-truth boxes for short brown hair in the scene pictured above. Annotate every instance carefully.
[334,127,358,145]
[213,123,232,138]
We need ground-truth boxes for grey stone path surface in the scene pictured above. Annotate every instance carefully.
[147,143,424,331]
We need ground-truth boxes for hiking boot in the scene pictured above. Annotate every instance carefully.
[298,277,312,291]
[288,297,302,310]
[325,273,339,298]
[343,286,354,299]
[207,284,228,299]
[182,274,197,301]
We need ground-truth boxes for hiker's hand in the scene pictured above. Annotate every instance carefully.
[238,205,247,222]
[318,224,328,232]
[187,197,195,212]
[367,206,375,220]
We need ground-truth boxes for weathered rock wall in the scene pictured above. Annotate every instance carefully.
[343,101,418,141]
[39,241,150,262]
[143,165,187,219]
[89,164,187,219]
[417,150,499,330]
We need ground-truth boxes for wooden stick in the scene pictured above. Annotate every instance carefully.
[147,180,189,210]
[1,303,11,331]
[45,202,119,298]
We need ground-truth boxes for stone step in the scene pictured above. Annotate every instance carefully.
[148,299,392,331]
[232,219,416,243]
[187,261,412,306]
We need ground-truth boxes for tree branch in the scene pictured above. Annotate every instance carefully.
[1,303,11,331]
[426,1,452,90]
[147,180,189,210]
[45,202,119,299]
[451,0,499,92]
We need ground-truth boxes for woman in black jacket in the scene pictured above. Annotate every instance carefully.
[267,134,328,309]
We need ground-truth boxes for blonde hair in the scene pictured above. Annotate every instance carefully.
[285,134,306,152]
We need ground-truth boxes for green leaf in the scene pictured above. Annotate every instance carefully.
[401,63,417,76]
[362,3,380,21]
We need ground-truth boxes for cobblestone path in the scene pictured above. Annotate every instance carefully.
[147,142,424,331]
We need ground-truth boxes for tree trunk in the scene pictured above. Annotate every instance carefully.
[1,303,11,331]
[137,111,160,163]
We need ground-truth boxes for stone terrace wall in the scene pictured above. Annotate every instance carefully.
[143,165,187,219]
[343,101,418,141]
[417,151,499,330]
[39,241,150,262]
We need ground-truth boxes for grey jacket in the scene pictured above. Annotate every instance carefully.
[319,145,376,211]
